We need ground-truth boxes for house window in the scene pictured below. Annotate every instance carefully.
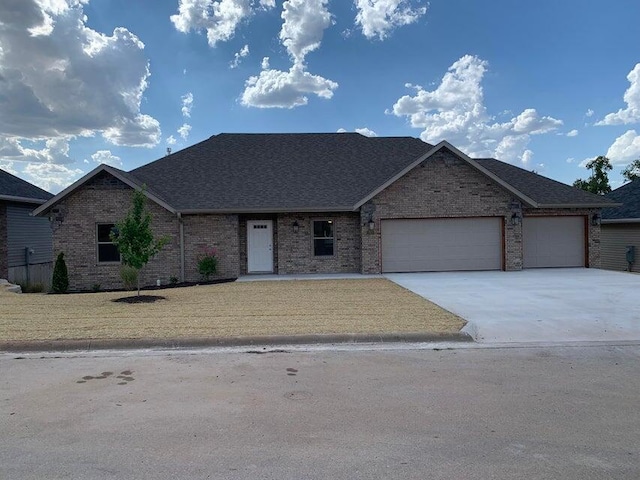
[313,220,334,256]
[97,223,120,263]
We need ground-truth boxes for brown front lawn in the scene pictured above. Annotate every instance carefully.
[0,279,464,341]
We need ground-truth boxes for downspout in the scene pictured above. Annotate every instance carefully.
[178,212,185,282]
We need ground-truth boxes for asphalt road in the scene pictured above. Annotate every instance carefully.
[1,344,639,479]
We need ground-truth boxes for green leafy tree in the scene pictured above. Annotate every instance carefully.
[573,155,612,195]
[110,187,169,295]
[622,159,640,182]
[51,252,69,293]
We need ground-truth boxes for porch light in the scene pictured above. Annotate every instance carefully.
[591,213,601,226]
[511,212,522,226]
[367,216,375,231]
[292,220,300,233]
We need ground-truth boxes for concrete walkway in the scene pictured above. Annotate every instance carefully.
[238,273,382,282]
[386,269,640,343]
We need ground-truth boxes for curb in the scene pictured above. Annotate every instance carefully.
[0,332,473,353]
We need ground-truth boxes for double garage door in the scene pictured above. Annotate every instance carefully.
[381,216,585,273]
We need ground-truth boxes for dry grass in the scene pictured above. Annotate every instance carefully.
[0,279,464,341]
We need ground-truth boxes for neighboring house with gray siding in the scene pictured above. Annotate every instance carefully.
[0,169,54,286]
[34,133,617,291]
[601,179,640,273]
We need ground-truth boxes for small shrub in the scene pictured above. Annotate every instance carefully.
[18,282,45,293]
[197,247,218,281]
[120,265,138,291]
[51,252,69,293]
[169,275,179,285]
[91,283,101,292]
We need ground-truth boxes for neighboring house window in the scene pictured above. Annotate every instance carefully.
[97,223,120,263]
[313,220,334,256]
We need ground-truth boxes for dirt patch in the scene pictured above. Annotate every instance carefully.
[0,279,465,342]
[112,295,166,304]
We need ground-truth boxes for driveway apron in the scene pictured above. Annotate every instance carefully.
[385,269,640,343]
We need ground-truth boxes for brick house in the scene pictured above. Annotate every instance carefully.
[34,133,616,291]
[1,169,53,285]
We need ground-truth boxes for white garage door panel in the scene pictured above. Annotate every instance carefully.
[382,218,502,272]
[523,216,585,268]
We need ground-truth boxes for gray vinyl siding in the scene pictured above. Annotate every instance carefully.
[601,223,640,273]
[6,203,53,267]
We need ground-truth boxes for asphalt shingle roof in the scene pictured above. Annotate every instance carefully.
[476,159,617,207]
[0,168,53,202]
[131,133,431,211]
[603,179,640,220]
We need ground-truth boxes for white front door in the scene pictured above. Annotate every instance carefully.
[247,220,274,273]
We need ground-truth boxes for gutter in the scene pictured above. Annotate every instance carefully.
[178,212,185,282]
[535,202,623,209]
[0,195,48,205]
[601,218,640,224]
[178,206,354,215]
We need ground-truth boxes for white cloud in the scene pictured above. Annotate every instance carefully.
[605,130,640,165]
[596,63,640,126]
[166,135,177,145]
[24,162,83,193]
[355,127,378,137]
[355,0,427,40]
[586,109,594,117]
[90,150,122,168]
[230,44,250,68]
[170,0,274,47]
[0,161,18,176]
[241,0,338,108]
[0,0,161,161]
[279,0,332,64]
[566,157,575,163]
[337,128,347,133]
[241,65,337,108]
[181,92,194,117]
[389,55,563,164]
[0,137,73,164]
[178,123,192,140]
[566,129,579,137]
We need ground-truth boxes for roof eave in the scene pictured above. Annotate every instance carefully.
[535,202,623,209]
[601,218,640,224]
[179,206,355,215]
[0,195,48,205]
[32,165,177,217]
[353,140,540,209]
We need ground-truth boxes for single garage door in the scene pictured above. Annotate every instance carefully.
[523,216,585,268]
[381,218,502,273]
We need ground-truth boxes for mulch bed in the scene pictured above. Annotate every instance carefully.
[112,295,166,304]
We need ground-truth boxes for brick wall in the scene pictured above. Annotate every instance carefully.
[182,214,240,280]
[0,202,7,279]
[360,150,603,273]
[277,212,361,274]
[52,174,180,291]
[361,150,519,273]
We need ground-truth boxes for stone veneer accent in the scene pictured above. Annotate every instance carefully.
[52,173,180,291]
[277,212,361,274]
[0,202,7,279]
[359,149,599,274]
[182,214,240,280]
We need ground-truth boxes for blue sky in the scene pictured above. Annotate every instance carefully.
[1,0,639,193]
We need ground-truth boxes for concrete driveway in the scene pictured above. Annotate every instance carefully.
[386,268,640,343]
